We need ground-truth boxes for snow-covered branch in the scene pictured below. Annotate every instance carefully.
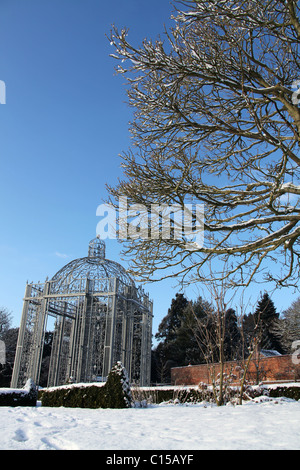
[107,0,300,288]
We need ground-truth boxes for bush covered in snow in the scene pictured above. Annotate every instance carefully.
[0,379,37,407]
[104,361,132,408]
[40,362,132,409]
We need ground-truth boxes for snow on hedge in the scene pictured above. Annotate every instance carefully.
[0,379,37,406]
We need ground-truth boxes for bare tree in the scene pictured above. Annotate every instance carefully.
[185,270,240,405]
[281,296,300,352]
[190,294,228,405]
[107,0,300,288]
[0,307,12,337]
[189,283,267,405]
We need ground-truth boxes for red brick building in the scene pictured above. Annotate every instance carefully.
[171,351,300,386]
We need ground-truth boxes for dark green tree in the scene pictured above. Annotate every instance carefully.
[155,293,189,344]
[153,294,217,382]
[153,293,189,383]
[178,296,215,364]
[104,362,132,408]
[224,308,242,361]
[241,312,257,356]
[254,293,285,353]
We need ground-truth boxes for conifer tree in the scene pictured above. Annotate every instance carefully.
[155,293,188,343]
[254,293,284,353]
[224,308,242,361]
[180,296,215,364]
[154,293,189,383]
[105,362,132,408]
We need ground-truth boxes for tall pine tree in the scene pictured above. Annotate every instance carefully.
[224,308,242,361]
[254,293,284,353]
[155,293,188,344]
[153,293,189,383]
[177,296,214,365]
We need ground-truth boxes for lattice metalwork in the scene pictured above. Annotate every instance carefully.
[11,237,153,388]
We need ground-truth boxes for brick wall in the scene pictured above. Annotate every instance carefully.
[171,354,300,386]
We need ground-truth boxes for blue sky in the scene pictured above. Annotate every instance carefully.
[0,0,298,340]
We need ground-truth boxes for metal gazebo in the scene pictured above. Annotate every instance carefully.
[11,237,153,388]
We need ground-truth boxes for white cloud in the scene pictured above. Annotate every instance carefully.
[54,252,69,259]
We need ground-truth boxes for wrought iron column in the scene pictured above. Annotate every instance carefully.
[10,284,32,388]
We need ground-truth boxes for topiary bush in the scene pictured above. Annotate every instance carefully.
[104,361,132,408]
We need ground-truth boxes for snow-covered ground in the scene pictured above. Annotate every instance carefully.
[0,396,300,450]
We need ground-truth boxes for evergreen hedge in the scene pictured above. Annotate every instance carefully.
[40,362,132,409]
[40,384,107,408]
[268,385,300,401]
[0,379,37,407]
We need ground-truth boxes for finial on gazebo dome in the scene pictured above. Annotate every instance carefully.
[88,236,106,259]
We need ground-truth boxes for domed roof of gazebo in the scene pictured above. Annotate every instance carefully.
[50,237,134,292]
